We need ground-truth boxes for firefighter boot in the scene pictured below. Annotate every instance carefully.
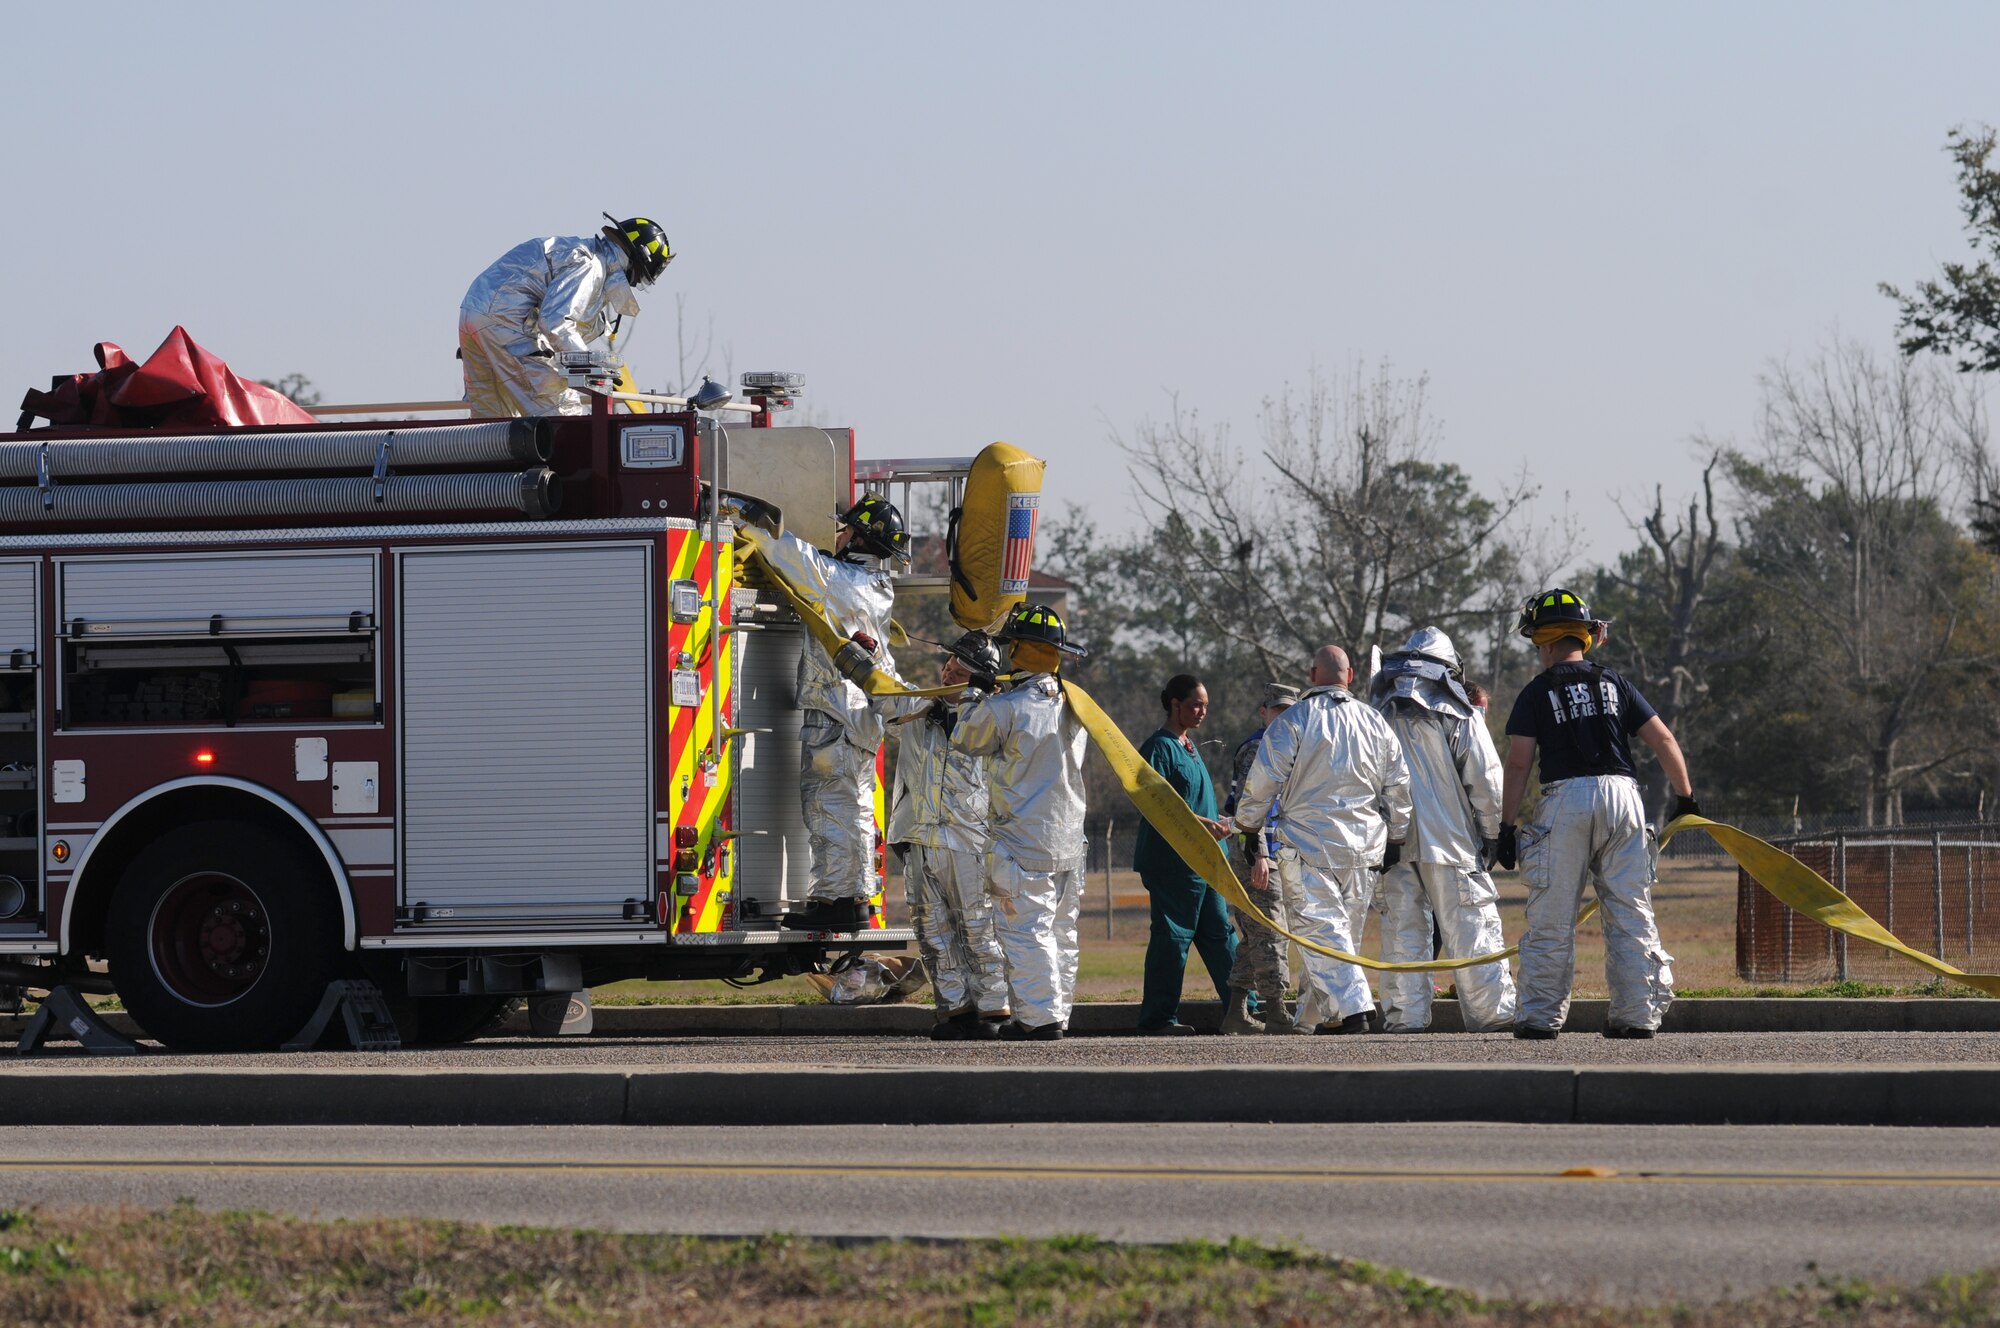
[998,1020,1063,1042]
[1217,991,1264,1036]
[941,1009,999,1041]
[929,1011,972,1042]
[1316,1012,1375,1035]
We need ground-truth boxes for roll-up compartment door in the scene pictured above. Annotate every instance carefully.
[60,552,375,635]
[0,562,36,662]
[398,544,652,918]
[731,622,810,913]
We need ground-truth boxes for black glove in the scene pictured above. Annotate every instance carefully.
[1374,840,1404,874]
[1668,793,1703,821]
[1480,837,1500,872]
[968,670,997,693]
[1495,824,1518,872]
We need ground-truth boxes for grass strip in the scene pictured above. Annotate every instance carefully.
[0,1204,1992,1325]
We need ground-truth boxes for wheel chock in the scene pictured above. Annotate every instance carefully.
[282,979,403,1052]
[528,989,593,1036]
[13,986,142,1057]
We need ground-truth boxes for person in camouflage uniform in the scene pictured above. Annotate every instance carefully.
[1221,681,1311,1034]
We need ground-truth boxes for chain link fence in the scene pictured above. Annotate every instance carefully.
[1735,819,2000,983]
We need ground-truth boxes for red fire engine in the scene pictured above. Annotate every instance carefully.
[0,363,962,1051]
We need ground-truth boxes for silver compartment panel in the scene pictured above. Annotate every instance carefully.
[398,543,652,918]
[732,622,811,912]
[59,551,376,635]
[0,561,35,658]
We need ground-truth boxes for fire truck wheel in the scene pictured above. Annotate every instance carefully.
[106,820,346,1052]
[386,995,519,1046]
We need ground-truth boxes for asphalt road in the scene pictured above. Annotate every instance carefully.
[0,1122,1994,1304]
[8,1029,2000,1070]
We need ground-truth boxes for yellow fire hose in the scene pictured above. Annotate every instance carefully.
[1659,816,2000,996]
[741,528,2000,992]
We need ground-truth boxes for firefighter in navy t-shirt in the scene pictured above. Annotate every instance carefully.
[1494,588,1699,1040]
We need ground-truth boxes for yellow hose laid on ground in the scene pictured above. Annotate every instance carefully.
[1660,816,2000,997]
[741,525,1536,969]
[746,528,2000,988]
[1061,680,1564,971]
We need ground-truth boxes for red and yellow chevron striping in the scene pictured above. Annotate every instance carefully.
[664,528,734,934]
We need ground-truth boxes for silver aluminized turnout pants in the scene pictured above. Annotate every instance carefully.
[1377,861,1517,1032]
[1274,849,1376,1023]
[800,712,877,902]
[987,847,1084,1029]
[1517,774,1674,1032]
[905,844,1009,1016]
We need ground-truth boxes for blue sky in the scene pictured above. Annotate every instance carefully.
[3,2,1993,566]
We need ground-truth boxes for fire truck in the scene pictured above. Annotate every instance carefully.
[0,365,973,1051]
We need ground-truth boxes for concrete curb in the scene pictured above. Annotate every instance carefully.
[531,997,2000,1038]
[5,997,1996,1046]
[6,997,1995,1044]
[3,1064,1998,1127]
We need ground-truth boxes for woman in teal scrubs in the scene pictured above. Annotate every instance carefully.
[1132,674,1237,1034]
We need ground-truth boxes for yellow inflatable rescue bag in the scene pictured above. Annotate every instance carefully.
[948,442,1046,634]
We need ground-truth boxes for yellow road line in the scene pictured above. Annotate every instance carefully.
[0,1159,1995,1190]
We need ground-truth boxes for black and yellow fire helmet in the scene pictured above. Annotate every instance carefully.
[602,214,673,286]
[997,602,1088,657]
[835,494,911,563]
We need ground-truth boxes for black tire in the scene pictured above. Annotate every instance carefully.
[106,819,346,1052]
[385,995,519,1046]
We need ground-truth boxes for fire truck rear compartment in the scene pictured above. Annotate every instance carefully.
[397,542,653,926]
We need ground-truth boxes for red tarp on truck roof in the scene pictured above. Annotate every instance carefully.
[16,326,318,430]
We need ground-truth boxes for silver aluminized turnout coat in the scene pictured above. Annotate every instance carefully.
[885,690,990,855]
[1234,685,1412,869]
[949,673,1088,871]
[1367,627,1516,1032]
[758,531,899,903]
[755,531,899,749]
[1367,627,1502,868]
[459,234,643,417]
[951,671,1089,1029]
[885,690,1006,1017]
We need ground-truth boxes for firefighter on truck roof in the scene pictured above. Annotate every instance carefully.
[458,214,673,417]
[754,495,912,932]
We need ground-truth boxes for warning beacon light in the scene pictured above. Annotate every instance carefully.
[741,371,804,413]
[193,750,216,767]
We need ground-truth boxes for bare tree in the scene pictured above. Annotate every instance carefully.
[1612,457,1727,724]
[1729,338,2000,824]
[1596,455,1732,816]
[673,292,715,395]
[1117,363,1536,678]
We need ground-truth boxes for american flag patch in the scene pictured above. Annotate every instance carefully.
[1000,494,1038,594]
